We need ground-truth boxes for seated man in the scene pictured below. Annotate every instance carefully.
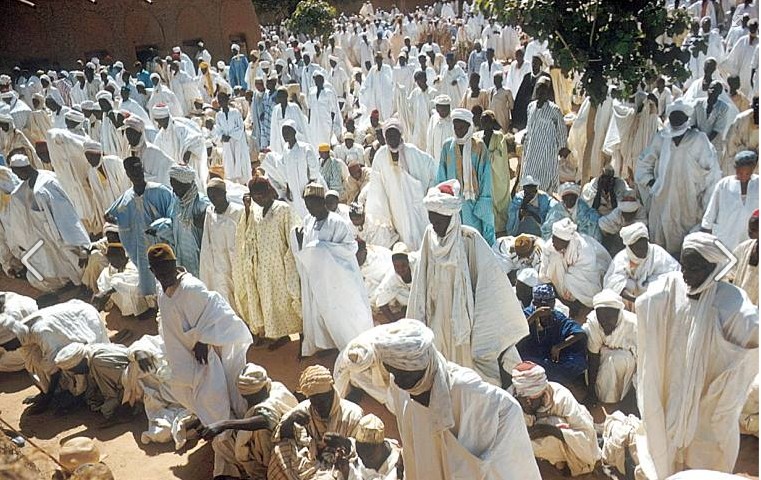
[199,364,298,479]
[342,161,371,204]
[493,233,542,281]
[375,242,417,324]
[603,222,680,304]
[598,193,647,255]
[540,218,611,313]
[581,165,629,216]
[53,342,130,420]
[510,361,601,476]
[356,238,392,309]
[270,365,364,477]
[92,242,149,318]
[542,182,602,242]
[583,290,637,404]
[344,414,403,479]
[506,175,555,237]
[0,292,37,373]
[516,284,588,386]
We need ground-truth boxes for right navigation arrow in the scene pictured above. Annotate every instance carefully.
[713,239,738,281]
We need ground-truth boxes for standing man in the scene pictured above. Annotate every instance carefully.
[228,44,249,90]
[214,89,251,185]
[152,104,209,192]
[279,120,321,219]
[306,71,341,148]
[406,70,437,150]
[521,77,566,194]
[425,94,454,162]
[269,87,308,155]
[168,165,209,278]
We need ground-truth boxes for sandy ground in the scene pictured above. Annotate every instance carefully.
[0,273,757,479]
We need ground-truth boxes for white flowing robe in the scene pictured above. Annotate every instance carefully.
[730,239,758,306]
[87,155,131,233]
[437,66,467,105]
[701,175,759,251]
[127,140,174,187]
[268,102,308,155]
[408,220,530,384]
[213,108,251,185]
[157,272,252,427]
[291,212,373,356]
[153,117,208,193]
[583,310,638,403]
[306,86,342,148]
[364,144,437,249]
[390,361,541,479]
[96,261,148,317]
[146,84,183,118]
[0,292,37,372]
[635,273,759,478]
[604,243,681,299]
[279,141,322,219]
[540,233,611,307]
[360,244,392,307]
[405,86,437,151]
[425,114,454,162]
[199,203,244,306]
[360,64,394,121]
[635,128,721,254]
[6,171,90,291]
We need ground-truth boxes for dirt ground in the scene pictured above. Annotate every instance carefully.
[0,273,758,480]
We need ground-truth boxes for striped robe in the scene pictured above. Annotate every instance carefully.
[521,100,567,194]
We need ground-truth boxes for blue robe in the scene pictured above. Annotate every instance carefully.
[517,306,587,384]
[541,199,602,242]
[437,138,496,245]
[106,183,175,296]
[172,193,210,278]
[228,54,249,90]
[506,191,555,237]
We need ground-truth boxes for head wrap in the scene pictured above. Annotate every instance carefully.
[391,242,409,257]
[9,154,30,168]
[54,343,88,370]
[83,140,102,153]
[735,150,759,168]
[95,90,113,104]
[551,217,577,241]
[514,234,534,256]
[511,361,548,398]
[520,175,540,187]
[169,164,196,184]
[231,43,240,51]
[124,116,145,132]
[237,363,271,395]
[381,117,403,136]
[344,132,354,140]
[298,365,334,397]
[666,98,694,119]
[517,268,539,287]
[682,232,730,293]
[355,414,385,444]
[303,182,326,199]
[0,91,14,100]
[620,222,649,246]
[64,109,86,124]
[618,197,640,213]
[275,58,287,68]
[423,179,462,216]
[172,46,181,54]
[45,88,65,107]
[532,283,556,303]
[318,143,330,153]
[281,118,297,131]
[326,189,339,199]
[147,243,176,264]
[434,94,452,106]
[209,164,225,178]
[373,318,435,371]
[451,107,473,125]
[152,103,171,119]
[593,289,625,310]
[207,177,226,191]
[349,202,364,215]
[80,100,95,110]
[557,181,581,197]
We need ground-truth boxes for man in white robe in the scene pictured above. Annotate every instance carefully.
[540,217,611,310]
[604,222,680,303]
[93,243,148,317]
[721,20,758,97]
[723,97,758,174]
[169,61,201,116]
[7,154,90,292]
[364,119,437,249]
[0,292,37,373]
[146,73,183,118]
[291,183,373,356]
[701,150,759,250]
[405,70,437,151]
[436,53,467,105]
[152,104,208,193]
[148,243,252,478]
[214,89,251,185]
[356,238,392,308]
[275,120,323,219]
[510,361,601,476]
[95,90,128,156]
[366,319,541,479]
[374,242,417,324]
[268,87,309,155]
[635,99,721,254]
[199,178,244,306]
[408,180,529,383]
[306,70,342,148]
[584,290,638,404]
[360,53,394,121]
[635,233,758,478]
[83,140,130,234]
[123,116,173,187]
[425,94,454,162]
[729,211,759,306]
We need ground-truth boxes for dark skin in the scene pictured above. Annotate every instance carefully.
[586,306,621,403]
[414,71,427,91]
[453,118,469,139]
[125,128,142,148]
[526,296,586,362]
[356,242,367,266]
[150,260,209,363]
[123,158,147,196]
[84,150,102,168]
[207,186,229,214]
[435,103,450,119]
[295,196,329,248]
[356,440,394,472]
[379,254,411,322]
[468,72,480,95]
[531,55,542,75]
[517,393,565,441]
[383,363,430,406]
[91,247,130,311]
[199,388,271,440]
[325,194,340,213]
[519,185,542,223]
[516,281,533,308]
[218,93,232,142]
[705,83,723,140]
[561,192,578,210]
[280,391,334,440]
[428,211,452,238]
[170,179,206,230]
[749,216,759,267]
[680,248,716,299]
[647,109,689,189]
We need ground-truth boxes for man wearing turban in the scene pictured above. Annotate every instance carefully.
[0,291,37,373]
[542,181,602,242]
[425,94,454,162]
[603,222,680,303]
[270,365,364,478]
[408,180,529,384]
[509,361,601,476]
[147,242,252,478]
[168,164,210,277]
[268,86,308,155]
[198,363,298,478]
[583,290,638,404]
[635,232,758,478]
[152,102,209,192]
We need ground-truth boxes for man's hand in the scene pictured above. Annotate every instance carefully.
[647,179,655,188]
[221,134,231,143]
[192,342,209,364]
[145,228,157,236]
[528,423,564,441]
[550,344,562,363]
[182,151,192,163]
[199,422,224,440]
[134,350,157,373]
[528,306,551,324]
[280,411,309,439]
[295,227,304,248]
[291,410,310,426]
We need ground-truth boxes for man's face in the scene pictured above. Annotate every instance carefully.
[736,165,755,184]
[517,394,545,415]
[385,128,401,149]
[704,60,717,78]
[383,363,427,391]
[532,56,542,73]
[309,391,335,418]
[701,18,711,33]
[282,126,296,144]
[85,151,101,167]
[453,119,469,139]
[125,128,142,147]
[523,185,538,202]
[170,179,192,199]
[656,78,666,91]
[596,307,620,336]
[392,256,411,279]
[276,90,287,105]
[435,104,450,119]
[11,166,31,181]
[628,237,649,259]
[106,248,129,270]
[551,235,570,253]
[349,212,364,227]
[428,211,451,238]
[149,261,179,291]
[124,160,145,184]
[749,217,759,240]
[562,193,578,209]
[305,196,326,217]
[680,248,715,290]
[207,187,228,212]
[668,111,689,129]
[156,117,169,129]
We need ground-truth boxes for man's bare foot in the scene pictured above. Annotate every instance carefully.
[267,336,290,350]
[251,336,271,350]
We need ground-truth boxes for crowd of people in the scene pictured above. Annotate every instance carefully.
[0,0,759,478]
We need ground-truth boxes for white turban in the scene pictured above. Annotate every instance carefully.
[520,175,540,187]
[281,118,297,131]
[231,43,240,51]
[666,98,694,119]
[95,90,113,103]
[54,343,88,371]
[619,222,649,246]
[682,232,731,293]
[237,363,271,395]
[373,318,435,371]
[557,181,581,197]
[312,69,325,79]
[275,58,287,68]
[64,109,86,124]
[382,117,403,136]
[152,104,171,119]
[80,100,95,110]
[619,199,639,213]
[9,154,30,168]
[0,91,15,100]
[124,116,145,132]
[423,179,462,216]
[83,140,102,153]
[511,362,549,398]
[172,46,181,54]
[169,164,196,184]
[0,112,12,124]
[45,89,64,107]
[0,75,10,86]
[593,289,625,310]
[552,217,577,241]
[328,55,339,62]
[517,268,540,287]
[451,107,473,125]
[298,364,334,397]
[434,94,452,106]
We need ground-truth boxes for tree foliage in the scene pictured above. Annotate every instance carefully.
[285,0,338,43]
[476,0,691,106]
[251,0,300,22]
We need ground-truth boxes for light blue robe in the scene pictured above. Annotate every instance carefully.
[106,183,175,296]
[228,54,249,90]
[437,138,496,245]
[541,198,602,242]
[172,193,210,278]
[506,191,555,237]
